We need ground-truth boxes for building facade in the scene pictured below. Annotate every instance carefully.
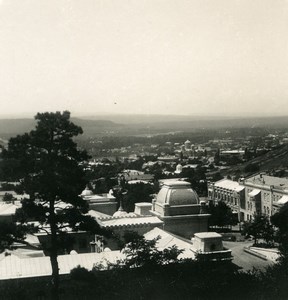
[208,174,288,222]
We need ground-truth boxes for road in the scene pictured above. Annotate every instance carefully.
[223,240,274,271]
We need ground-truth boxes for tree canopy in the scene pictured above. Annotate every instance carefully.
[2,111,104,299]
[242,213,274,245]
[120,231,183,269]
[208,201,238,228]
[271,203,288,258]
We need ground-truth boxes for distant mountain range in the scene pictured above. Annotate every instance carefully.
[0,114,288,138]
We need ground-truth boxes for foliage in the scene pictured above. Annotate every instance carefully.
[2,111,104,300]
[0,182,18,191]
[208,201,238,228]
[244,163,260,174]
[242,214,275,245]
[121,231,183,268]
[0,222,35,253]
[2,255,288,299]
[70,265,95,282]
[181,166,207,196]
[271,203,288,258]
[2,192,14,202]
[121,182,155,212]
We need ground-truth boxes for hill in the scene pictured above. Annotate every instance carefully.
[221,144,288,177]
[0,118,123,139]
[1,114,288,138]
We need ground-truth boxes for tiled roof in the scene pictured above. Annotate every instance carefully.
[99,216,163,228]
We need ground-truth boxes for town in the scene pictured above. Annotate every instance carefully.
[0,113,287,299]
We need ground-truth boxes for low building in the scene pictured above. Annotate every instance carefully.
[80,187,117,216]
[118,169,154,183]
[191,232,232,261]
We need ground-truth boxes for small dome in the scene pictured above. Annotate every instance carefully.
[175,164,183,174]
[156,181,199,206]
[113,202,128,218]
[113,209,128,218]
[81,186,93,196]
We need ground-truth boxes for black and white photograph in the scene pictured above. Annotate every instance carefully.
[0,1,287,299]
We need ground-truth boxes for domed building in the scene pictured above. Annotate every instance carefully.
[184,140,191,151]
[151,181,210,238]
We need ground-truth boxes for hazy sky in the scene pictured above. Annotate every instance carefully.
[0,0,288,118]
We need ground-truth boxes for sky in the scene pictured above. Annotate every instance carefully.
[0,0,288,118]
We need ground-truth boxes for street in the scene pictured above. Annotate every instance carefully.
[223,240,274,271]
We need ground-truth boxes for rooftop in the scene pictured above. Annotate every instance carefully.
[245,174,288,189]
[0,251,124,280]
[0,202,21,216]
[214,179,245,192]
[194,232,222,239]
[144,227,195,260]
[156,181,199,206]
[98,215,163,229]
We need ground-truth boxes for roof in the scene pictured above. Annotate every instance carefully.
[135,202,152,207]
[122,170,144,175]
[144,227,195,260]
[248,189,261,197]
[214,179,245,192]
[0,191,17,197]
[98,216,163,229]
[87,210,111,219]
[0,251,124,280]
[0,203,21,216]
[156,181,199,206]
[245,175,288,189]
[194,232,222,239]
[276,195,288,205]
[127,180,153,185]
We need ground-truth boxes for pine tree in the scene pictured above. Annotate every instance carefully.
[3,111,104,300]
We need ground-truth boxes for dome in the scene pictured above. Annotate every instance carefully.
[113,203,128,218]
[175,164,183,174]
[156,181,199,206]
[81,186,93,197]
[113,210,128,218]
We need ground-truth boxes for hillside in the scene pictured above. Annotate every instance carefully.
[222,144,288,177]
[0,118,123,139]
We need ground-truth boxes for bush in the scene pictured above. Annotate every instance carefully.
[70,265,95,282]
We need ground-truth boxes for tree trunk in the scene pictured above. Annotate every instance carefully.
[50,202,60,300]
[50,252,60,300]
